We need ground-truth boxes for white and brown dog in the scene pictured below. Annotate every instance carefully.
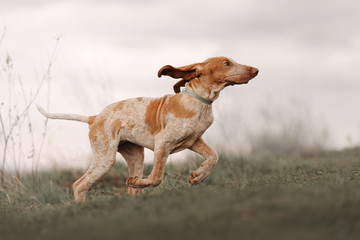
[38,57,258,202]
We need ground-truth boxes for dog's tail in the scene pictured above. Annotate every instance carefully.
[37,105,93,124]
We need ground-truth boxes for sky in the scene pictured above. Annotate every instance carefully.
[1,0,359,170]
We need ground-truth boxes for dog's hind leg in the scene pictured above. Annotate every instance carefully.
[73,122,117,202]
[72,148,117,202]
[118,142,145,196]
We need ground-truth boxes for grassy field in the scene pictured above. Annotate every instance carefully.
[1,147,360,240]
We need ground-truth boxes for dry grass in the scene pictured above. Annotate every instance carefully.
[1,147,360,240]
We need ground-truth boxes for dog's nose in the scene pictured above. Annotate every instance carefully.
[251,67,259,76]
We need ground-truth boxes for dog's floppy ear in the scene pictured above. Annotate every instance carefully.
[158,63,202,93]
[172,79,188,94]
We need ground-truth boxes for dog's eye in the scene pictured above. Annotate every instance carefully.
[224,61,230,66]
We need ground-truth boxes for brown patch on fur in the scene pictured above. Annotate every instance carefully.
[89,123,98,143]
[167,94,196,119]
[113,101,124,112]
[89,118,108,149]
[111,119,123,139]
[127,123,135,130]
[89,133,98,143]
[144,97,167,135]
[88,116,96,125]
[136,97,143,102]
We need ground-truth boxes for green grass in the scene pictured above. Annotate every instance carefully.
[1,148,360,240]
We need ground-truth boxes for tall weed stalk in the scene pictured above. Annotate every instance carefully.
[0,29,61,183]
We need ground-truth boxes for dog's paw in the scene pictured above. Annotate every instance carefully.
[126,176,141,188]
[189,170,209,185]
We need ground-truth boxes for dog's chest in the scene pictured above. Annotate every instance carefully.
[165,108,213,152]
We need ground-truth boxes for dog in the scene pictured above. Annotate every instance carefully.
[38,57,258,202]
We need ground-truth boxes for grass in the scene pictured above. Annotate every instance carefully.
[1,147,360,240]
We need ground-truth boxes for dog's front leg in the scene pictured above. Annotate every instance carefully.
[126,142,171,189]
[189,137,218,185]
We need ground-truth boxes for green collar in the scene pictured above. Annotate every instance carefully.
[182,88,213,105]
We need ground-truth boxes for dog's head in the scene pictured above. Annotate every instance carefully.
[158,57,259,94]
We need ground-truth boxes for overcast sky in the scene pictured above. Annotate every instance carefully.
[1,0,360,169]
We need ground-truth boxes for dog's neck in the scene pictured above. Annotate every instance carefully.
[186,80,225,103]
[182,88,213,105]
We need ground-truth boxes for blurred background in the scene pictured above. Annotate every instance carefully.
[0,0,359,172]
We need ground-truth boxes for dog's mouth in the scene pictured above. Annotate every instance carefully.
[225,80,249,87]
[225,73,258,86]
[224,68,259,86]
